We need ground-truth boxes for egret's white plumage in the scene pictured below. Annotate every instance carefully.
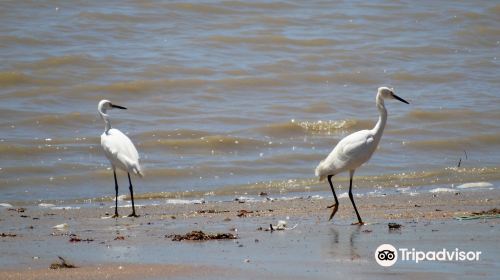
[101,128,142,177]
[98,99,142,217]
[315,87,409,224]
[315,129,378,182]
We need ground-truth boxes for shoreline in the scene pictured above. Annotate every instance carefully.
[1,189,499,279]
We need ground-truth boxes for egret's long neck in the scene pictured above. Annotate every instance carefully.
[99,109,112,133]
[372,92,387,140]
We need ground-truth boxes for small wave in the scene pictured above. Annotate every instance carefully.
[298,119,354,133]
[253,121,305,138]
[79,12,163,23]
[294,119,372,134]
[391,72,465,83]
[135,129,212,140]
[132,168,194,179]
[0,71,31,86]
[0,71,61,87]
[114,195,127,202]
[276,72,378,85]
[234,196,259,203]
[266,196,300,201]
[116,204,144,209]
[406,133,500,151]
[404,109,487,122]
[216,178,317,197]
[387,45,452,55]
[302,102,334,114]
[429,188,456,193]
[82,78,207,94]
[0,165,54,176]
[169,3,242,15]
[18,55,101,70]
[51,206,81,210]
[253,16,296,26]
[0,35,64,47]
[39,203,56,207]
[456,26,500,38]
[165,198,205,205]
[456,182,494,189]
[0,140,98,157]
[251,153,321,165]
[222,1,297,10]
[366,190,387,197]
[462,12,485,20]
[338,192,349,199]
[216,76,288,89]
[208,35,336,47]
[141,65,215,78]
[0,142,61,157]
[132,191,207,201]
[141,135,265,152]
[16,113,95,128]
[329,72,379,84]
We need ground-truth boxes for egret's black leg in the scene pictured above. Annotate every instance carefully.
[127,173,139,217]
[348,170,364,225]
[112,169,119,218]
[327,175,339,221]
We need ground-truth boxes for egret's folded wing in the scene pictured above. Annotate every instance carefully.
[108,129,140,162]
[339,131,374,162]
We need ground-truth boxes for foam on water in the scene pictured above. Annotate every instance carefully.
[51,206,81,210]
[429,188,456,193]
[38,203,55,207]
[456,182,494,189]
[164,199,206,205]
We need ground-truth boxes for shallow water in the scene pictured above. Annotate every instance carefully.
[1,0,499,204]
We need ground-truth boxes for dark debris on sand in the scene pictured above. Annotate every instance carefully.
[472,208,500,216]
[69,234,94,243]
[8,208,26,213]
[196,209,230,214]
[388,223,402,230]
[50,256,77,269]
[237,210,253,217]
[167,230,237,241]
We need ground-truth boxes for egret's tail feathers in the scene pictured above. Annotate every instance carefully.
[315,163,326,182]
[133,165,144,178]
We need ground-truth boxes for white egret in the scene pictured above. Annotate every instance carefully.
[315,87,409,225]
[98,100,143,218]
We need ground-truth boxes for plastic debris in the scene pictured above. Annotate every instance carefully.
[53,223,69,230]
[259,220,298,232]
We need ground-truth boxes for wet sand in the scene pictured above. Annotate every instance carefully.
[1,190,499,279]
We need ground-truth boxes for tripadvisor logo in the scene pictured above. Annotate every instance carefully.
[375,244,482,267]
[375,244,397,267]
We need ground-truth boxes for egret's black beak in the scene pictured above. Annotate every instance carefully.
[393,94,409,104]
[111,104,127,110]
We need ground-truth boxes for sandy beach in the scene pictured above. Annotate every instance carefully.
[1,190,498,279]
